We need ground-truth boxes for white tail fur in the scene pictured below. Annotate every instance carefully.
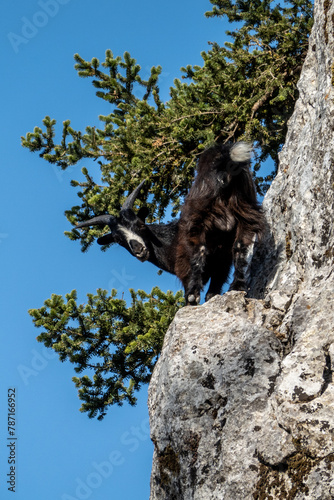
[230,142,253,163]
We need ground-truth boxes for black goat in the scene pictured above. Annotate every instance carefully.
[76,142,264,305]
[175,142,264,305]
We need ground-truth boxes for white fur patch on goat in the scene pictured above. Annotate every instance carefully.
[243,234,257,279]
[199,245,206,257]
[230,142,252,163]
[119,226,146,248]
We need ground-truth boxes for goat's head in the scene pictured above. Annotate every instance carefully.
[76,181,151,262]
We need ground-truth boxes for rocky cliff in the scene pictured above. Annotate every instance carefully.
[148,1,334,498]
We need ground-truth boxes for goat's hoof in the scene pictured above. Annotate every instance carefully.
[187,294,200,306]
[228,280,248,292]
[205,292,218,302]
[187,294,196,304]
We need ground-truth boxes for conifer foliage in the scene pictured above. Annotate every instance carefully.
[24,1,313,418]
[29,288,184,420]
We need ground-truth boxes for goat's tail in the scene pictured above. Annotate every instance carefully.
[230,142,252,163]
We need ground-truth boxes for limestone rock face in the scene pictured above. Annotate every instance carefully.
[148,1,334,498]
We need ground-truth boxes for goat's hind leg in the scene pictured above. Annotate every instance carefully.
[229,235,256,292]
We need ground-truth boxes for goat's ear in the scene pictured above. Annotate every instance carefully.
[137,206,149,222]
[97,233,115,245]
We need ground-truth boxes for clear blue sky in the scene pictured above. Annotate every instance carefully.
[0,1,240,499]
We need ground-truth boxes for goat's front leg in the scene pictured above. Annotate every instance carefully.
[229,234,256,292]
[176,240,207,306]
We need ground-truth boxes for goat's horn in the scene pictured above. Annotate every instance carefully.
[76,214,117,229]
[121,180,146,211]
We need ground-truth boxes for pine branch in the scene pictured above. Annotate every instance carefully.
[29,288,184,419]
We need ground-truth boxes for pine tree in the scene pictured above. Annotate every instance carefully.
[24,1,313,418]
